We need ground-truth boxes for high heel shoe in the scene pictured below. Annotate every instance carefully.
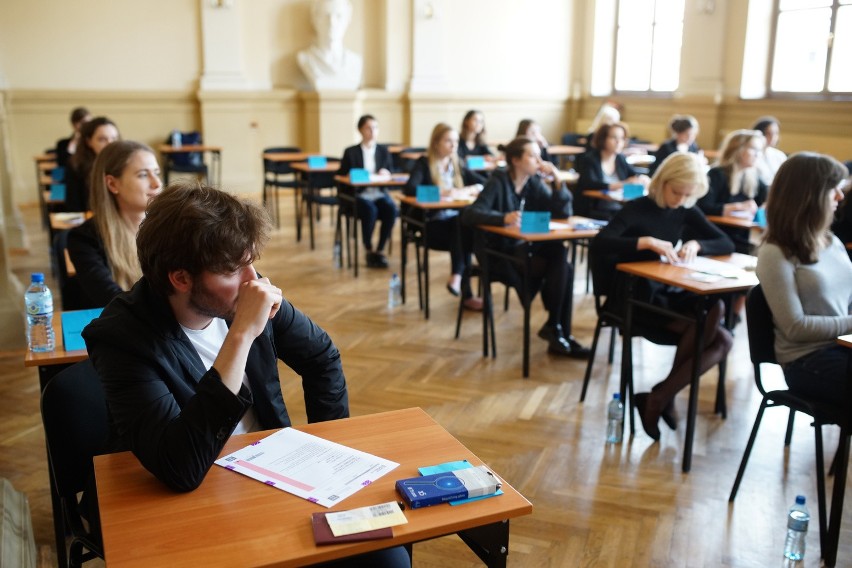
[634,393,661,441]
[446,283,461,297]
[661,399,678,430]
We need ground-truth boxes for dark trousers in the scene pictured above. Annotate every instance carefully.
[424,216,476,298]
[356,193,398,252]
[784,345,851,406]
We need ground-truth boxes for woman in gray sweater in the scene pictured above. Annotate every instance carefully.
[756,152,852,404]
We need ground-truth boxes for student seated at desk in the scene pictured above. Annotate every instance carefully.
[406,123,485,310]
[54,106,91,168]
[649,114,703,177]
[757,152,852,405]
[591,153,735,440]
[65,117,120,212]
[458,109,494,162]
[516,119,554,164]
[697,129,768,254]
[575,122,649,220]
[462,137,590,359]
[67,141,162,308]
[752,116,787,187]
[337,114,398,268]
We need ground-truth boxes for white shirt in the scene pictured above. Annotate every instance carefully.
[180,318,259,435]
[359,143,383,201]
[755,146,787,187]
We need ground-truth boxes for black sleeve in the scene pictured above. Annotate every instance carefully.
[63,166,88,212]
[754,179,768,207]
[696,168,728,216]
[404,157,431,197]
[66,221,124,307]
[685,208,736,255]
[462,167,487,186]
[376,145,394,172]
[591,202,642,255]
[616,154,640,179]
[576,152,610,191]
[337,146,354,175]
[462,172,510,227]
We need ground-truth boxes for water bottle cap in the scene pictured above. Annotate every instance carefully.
[31,272,45,283]
[795,495,806,505]
[392,273,399,278]
[612,393,620,400]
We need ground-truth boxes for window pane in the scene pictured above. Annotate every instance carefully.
[779,0,831,10]
[614,26,653,90]
[771,8,831,91]
[650,22,682,90]
[618,0,654,27]
[828,6,852,91]
[655,0,685,23]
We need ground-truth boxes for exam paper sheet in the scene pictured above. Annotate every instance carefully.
[215,428,399,507]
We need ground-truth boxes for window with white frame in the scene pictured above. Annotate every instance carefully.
[612,0,686,92]
[770,0,852,94]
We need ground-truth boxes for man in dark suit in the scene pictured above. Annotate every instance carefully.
[337,114,398,268]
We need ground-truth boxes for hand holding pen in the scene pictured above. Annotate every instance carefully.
[504,197,524,227]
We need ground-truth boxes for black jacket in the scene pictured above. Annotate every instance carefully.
[83,277,349,492]
[66,218,123,308]
[649,139,700,176]
[337,143,394,174]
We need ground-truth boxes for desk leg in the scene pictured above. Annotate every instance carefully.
[295,176,304,243]
[400,219,408,304]
[824,424,850,566]
[521,248,531,379]
[621,277,635,436]
[458,519,510,568]
[423,224,430,319]
[682,301,708,473]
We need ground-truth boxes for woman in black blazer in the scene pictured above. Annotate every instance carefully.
[576,122,649,220]
[405,123,486,309]
[337,115,398,268]
[65,117,120,212]
[649,114,703,176]
[457,109,494,162]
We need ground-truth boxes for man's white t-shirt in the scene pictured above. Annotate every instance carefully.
[180,318,259,435]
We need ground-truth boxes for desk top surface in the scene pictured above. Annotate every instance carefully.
[397,192,477,210]
[158,144,222,153]
[334,174,409,188]
[23,311,88,368]
[546,144,586,156]
[94,407,532,568]
[837,334,852,348]
[290,161,341,173]
[705,214,760,229]
[478,216,601,241]
[263,152,314,162]
[617,253,759,295]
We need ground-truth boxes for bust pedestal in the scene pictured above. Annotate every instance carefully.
[299,91,364,156]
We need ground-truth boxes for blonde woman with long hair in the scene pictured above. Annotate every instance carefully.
[404,123,485,309]
[68,140,162,307]
[696,129,768,253]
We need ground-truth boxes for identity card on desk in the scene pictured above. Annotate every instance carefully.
[215,428,399,507]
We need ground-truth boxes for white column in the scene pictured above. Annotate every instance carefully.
[408,0,449,92]
[199,0,251,91]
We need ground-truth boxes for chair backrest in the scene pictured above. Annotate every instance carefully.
[745,284,778,367]
[263,146,301,176]
[167,131,203,166]
[41,359,110,502]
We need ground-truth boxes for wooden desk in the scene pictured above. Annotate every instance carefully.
[158,144,223,187]
[49,211,91,231]
[94,407,532,568]
[545,145,585,157]
[397,193,478,319]
[262,152,316,229]
[399,151,425,161]
[583,188,648,203]
[333,174,409,276]
[705,214,760,230]
[291,161,341,250]
[477,219,600,377]
[617,254,758,472]
[34,154,58,229]
[23,311,88,391]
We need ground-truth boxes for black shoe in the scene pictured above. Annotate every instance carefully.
[537,323,565,343]
[565,336,591,359]
[366,252,389,269]
[634,392,661,441]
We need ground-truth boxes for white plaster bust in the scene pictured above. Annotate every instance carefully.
[297,0,363,90]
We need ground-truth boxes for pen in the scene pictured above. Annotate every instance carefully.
[674,240,683,254]
[519,198,526,214]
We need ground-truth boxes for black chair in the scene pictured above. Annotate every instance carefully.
[41,359,110,568]
[262,146,301,228]
[579,250,681,403]
[398,147,426,173]
[163,131,207,184]
[52,230,90,311]
[729,285,850,564]
[454,262,510,341]
[297,157,339,250]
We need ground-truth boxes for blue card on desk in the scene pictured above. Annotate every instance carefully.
[466,156,486,170]
[520,211,551,234]
[49,184,66,201]
[61,308,103,351]
[307,155,327,168]
[349,168,370,183]
[416,185,440,203]
[623,184,644,200]
[754,208,766,228]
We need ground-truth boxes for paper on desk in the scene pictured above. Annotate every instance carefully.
[326,501,408,537]
[669,256,748,279]
[215,428,399,508]
[549,221,571,230]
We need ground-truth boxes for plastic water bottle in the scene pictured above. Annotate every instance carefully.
[783,495,809,561]
[387,273,402,309]
[170,129,182,148]
[333,241,342,267]
[25,273,55,353]
[606,393,624,444]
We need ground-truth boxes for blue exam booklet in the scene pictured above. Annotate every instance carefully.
[349,168,370,183]
[49,184,66,201]
[61,308,103,351]
[307,155,327,168]
[416,185,440,203]
[520,211,551,234]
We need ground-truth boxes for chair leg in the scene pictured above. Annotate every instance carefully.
[455,294,465,339]
[784,409,796,446]
[503,285,510,311]
[607,326,617,364]
[814,423,828,559]
[579,319,605,402]
[729,398,770,501]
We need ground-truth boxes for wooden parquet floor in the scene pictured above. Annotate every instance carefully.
[2,194,850,567]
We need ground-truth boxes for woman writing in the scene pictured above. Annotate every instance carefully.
[576,122,649,219]
[457,110,494,162]
[757,153,852,405]
[405,123,485,309]
[696,129,767,253]
[65,116,120,212]
[591,153,735,440]
[67,140,162,307]
[462,137,590,359]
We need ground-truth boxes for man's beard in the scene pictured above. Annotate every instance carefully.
[188,280,236,321]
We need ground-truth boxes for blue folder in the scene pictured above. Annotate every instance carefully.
[416,185,440,203]
[520,211,551,234]
[61,308,103,351]
[49,184,66,201]
[623,184,645,200]
[466,156,486,170]
[349,168,370,183]
[307,156,327,168]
